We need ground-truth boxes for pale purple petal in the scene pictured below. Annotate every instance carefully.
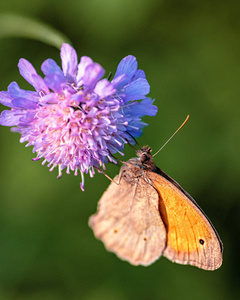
[12,98,38,109]
[0,110,25,126]
[31,74,49,94]
[18,59,49,93]
[44,73,65,92]
[40,93,58,104]
[0,91,12,106]
[94,79,116,98]
[8,82,39,102]
[41,59,63,77]
[18,58,38,84]
[61,43,78,77]
[77,56,93,83]
[83,63,105,89]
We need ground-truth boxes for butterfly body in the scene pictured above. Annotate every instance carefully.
[89,147,223,270]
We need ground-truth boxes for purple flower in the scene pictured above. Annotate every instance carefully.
[0,43,157,190]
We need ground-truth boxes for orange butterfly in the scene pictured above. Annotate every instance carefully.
[89,145,223,270]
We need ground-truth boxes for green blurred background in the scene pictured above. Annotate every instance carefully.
[0,0,239,299]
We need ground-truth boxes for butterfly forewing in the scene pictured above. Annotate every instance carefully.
[149,171,223,270]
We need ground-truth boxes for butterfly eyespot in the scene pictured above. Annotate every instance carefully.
[113,229,118,234]
[199,239,205,245]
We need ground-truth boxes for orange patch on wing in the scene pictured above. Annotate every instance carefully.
[150,173,212,253]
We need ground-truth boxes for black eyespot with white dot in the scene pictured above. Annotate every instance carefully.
[199,239,205,245]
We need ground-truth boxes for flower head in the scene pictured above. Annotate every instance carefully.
[0,43,157,190]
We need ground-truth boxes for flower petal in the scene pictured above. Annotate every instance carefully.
[126,98,158,116]
[0,91,12,107]
[132,69,146,80]
[0,110,25,126]
[138,98,158,116]
[123,78,150,101]
[111,74,129,90]
[113,55,138,80]
[83,63,105,90]
[12,98,39,109]
[41,59,63,77]
[61,43,78,78]
[94,79,116,98]
[44,73,65,92]
[31,74,50,94]
[77,56,93,83]
[40,93,58,104]
[8,82,39,102]
[18,58,37,84]
[18,59,49,93]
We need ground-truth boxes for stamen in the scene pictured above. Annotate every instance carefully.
[80,172,85,191]
[107,155,117,164]
[89,168,94,178]
[74,167,78,176]
[57,165,63,178]
[39,91,46,98]
[42,159,47,166]
[124,124,139,130]
[111,146,124,156]
[66,165,70,174]
[49,164,56,172]
[112,137,122,146]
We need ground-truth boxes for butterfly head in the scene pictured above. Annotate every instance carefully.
[136,146,152,163]
[134,146,157,172]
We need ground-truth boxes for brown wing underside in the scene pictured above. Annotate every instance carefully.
[89,175,167,266]
[149,171,223,270]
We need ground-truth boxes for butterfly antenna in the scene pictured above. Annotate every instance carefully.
[107,150,125,164]
[107,150,136,168]
[152,115,189,157]
[125,131,141,150]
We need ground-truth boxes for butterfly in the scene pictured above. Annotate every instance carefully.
[89,146,223,270]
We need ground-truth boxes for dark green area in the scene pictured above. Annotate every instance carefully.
[0,1,239,299]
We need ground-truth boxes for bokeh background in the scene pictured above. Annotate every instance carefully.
[0,1,239,299]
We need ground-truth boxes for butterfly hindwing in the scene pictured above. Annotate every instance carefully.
[89,170,167,266]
